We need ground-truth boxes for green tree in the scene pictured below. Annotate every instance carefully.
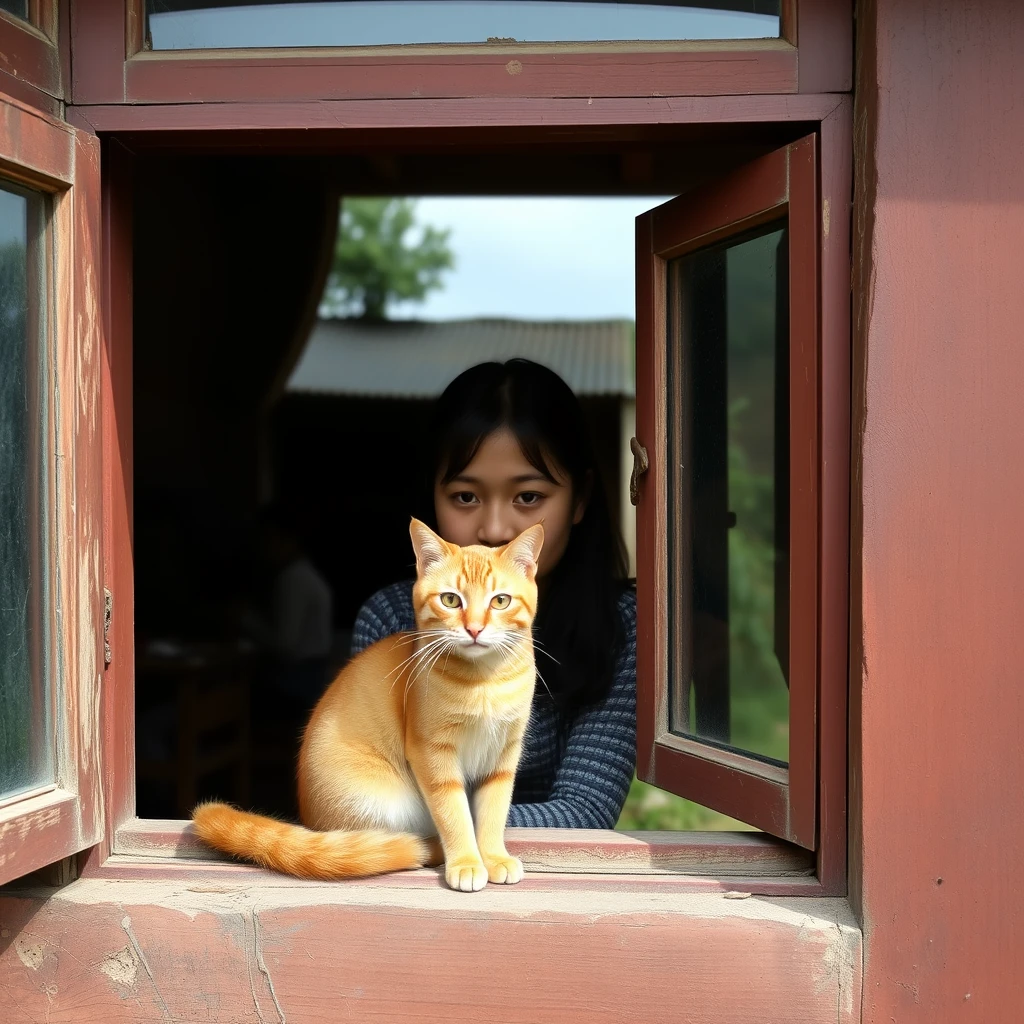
[321,198,454,321]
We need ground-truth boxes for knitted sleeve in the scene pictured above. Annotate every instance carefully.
[350,581,415,657]
[507,590,637,829]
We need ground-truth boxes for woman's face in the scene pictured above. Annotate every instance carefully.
[434,428,586,578]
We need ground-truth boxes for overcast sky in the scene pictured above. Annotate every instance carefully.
[387,196,673,322]
[151,3,777,50]
[0,189,27,247]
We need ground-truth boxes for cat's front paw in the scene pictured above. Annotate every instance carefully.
[482,852,524,885]
[445,856,488,892]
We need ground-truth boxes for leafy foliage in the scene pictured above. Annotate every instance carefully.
[320,198,455,321]
[616,420,787,832]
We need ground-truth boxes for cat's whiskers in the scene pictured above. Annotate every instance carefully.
[490,632,535,684]
[419,641,453,684]
[487,637,513,678]
[404,636,457,711]
[441,639,456,677]
[411,636,453,685]
[402,633,459,688]
[531,636,561,666]
[534,665,555,703]
[386,635,452,692]
[500,632,553,701]
[391,628,450,649]
[385,635,449,682]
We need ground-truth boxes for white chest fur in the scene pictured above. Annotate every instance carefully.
[458,716,511,784]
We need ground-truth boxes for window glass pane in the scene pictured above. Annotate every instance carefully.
[146,1,780,51]
[0,0,30,23]
[668,222,789,766]
[0,182,52,802]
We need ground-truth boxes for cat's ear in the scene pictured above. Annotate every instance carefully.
[410,518,450,574]
[501,524,545,580]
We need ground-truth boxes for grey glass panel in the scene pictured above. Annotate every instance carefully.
[668,223,788,766]
[0,0,30,22]
[146,1,779,51]
[0,183,52,802]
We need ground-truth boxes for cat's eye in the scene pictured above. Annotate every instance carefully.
[439,592,462,609]
[491,594,512,609]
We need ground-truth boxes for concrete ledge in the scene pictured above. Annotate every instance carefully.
[0,877,861,1022]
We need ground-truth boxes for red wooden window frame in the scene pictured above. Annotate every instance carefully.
[0,90,105,887]
[63,91,849,895]
[68,0,851,105]
[0,0,66,105]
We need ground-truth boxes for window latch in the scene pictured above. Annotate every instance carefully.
[629,437,649,506]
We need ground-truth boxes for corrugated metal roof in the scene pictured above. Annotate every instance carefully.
[286,318,635,399]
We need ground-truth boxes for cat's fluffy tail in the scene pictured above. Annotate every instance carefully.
[192,802,430,880]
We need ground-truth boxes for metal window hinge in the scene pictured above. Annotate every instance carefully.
[104,588,112,666]
[629,437,649,506]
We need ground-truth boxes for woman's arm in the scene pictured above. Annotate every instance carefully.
[507,592,637,829]
[350,582,415,657]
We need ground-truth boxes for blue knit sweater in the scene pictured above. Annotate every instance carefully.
[351,583,637,829]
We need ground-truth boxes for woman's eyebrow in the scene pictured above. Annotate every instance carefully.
[449,473,553,485]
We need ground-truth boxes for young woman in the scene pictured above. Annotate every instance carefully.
[351,359,636,829]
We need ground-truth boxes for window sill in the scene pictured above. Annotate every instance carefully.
[0,870,861,1022]
[0,789,80,886]
[92,818,820,894]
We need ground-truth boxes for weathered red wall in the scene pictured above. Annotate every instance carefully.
[853,0,1024,1019]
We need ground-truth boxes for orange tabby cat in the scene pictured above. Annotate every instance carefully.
[192,518,543,892]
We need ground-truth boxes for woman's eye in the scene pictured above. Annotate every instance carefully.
[491,594,511,610]
[516,492,544,506]
[453,492,478,506]
[440,592,462,609]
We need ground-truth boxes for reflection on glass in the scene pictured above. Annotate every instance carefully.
[0,0,29,23]
[0,183,52,802]
[669,223,789,765]
[146,0,779,51]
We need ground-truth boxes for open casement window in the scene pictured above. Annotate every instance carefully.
[0,92,104,886]
[634,135,820,848]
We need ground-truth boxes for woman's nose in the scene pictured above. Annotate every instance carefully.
[478,506,516,547]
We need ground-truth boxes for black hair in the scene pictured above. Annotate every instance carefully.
[423,359,628,713]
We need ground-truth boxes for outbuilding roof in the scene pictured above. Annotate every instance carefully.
[286,317,636,399]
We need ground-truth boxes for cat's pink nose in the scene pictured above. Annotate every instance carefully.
[466,626,483,641]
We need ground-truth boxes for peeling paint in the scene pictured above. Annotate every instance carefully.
[820,918,860,1019]
[0,807,62,840]
[99,944,139,988]
[14,936,46,971]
